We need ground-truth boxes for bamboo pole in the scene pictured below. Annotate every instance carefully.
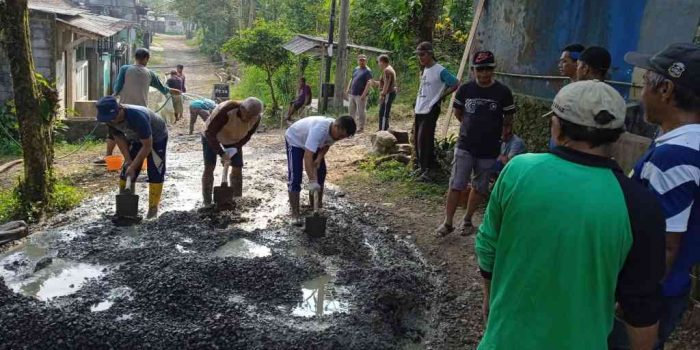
[442,0,486,138]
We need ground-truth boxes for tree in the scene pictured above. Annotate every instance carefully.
[222,20,291,115]
[410,0,442,44]
[0,0,59,219]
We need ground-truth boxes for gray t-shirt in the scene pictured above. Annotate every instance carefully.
[501,135,526,159]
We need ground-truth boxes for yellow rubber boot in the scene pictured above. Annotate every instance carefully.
[147,183,163,219]
[119,178,127,191]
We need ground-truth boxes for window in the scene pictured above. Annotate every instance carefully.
[169,21,177,26]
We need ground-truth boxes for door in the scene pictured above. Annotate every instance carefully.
[75,60,89,101]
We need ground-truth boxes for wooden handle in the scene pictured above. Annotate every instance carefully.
[221,164,229,185]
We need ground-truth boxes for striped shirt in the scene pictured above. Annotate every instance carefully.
[631,123,700,296]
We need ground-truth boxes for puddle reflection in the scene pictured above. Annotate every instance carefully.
[292,275,349,317]
[214,238,271,258]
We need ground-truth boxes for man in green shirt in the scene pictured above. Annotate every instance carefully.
[475,80,665,349]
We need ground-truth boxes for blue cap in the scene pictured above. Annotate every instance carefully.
[96,96,119,122]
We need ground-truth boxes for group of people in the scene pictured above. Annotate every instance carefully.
[93,39,699,349]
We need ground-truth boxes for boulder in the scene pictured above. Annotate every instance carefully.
[389,129,410,144]
[397,144,413,156]
[371,131,398,155]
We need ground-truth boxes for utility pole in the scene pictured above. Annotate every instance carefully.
[320,0,336,114]
[332,0,349,112]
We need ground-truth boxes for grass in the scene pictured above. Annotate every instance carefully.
[348,158,447,203]
[0,178,85,223]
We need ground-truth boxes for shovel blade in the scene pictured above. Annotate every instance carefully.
[305,213,327,237]
[116,193,139,218]
[213,185,235,210]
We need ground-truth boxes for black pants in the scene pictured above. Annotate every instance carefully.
[378,92,396,131]
[414,103,440,171]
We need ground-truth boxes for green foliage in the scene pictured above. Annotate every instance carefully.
[0,101,21,156]
[358,158,446,200]
[0,188,20,223]
[0,178,85,222]
[512,95,551,153]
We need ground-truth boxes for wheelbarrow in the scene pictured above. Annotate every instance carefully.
[305,190,326,237]
[214,164,235,210]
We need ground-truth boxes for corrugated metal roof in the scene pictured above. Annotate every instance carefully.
[283,34,390,55]
[58,13,131,38]
[28,0,86,16]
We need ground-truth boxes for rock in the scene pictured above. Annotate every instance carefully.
[397,144,413,155]
[389,129,410,144]
[33,257,53,273]
[371,131,397,155]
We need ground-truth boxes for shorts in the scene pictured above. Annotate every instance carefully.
[291,100,304,109]
[119,136,168,183]
[171,95,183,114]
[202,136,243,168]
[449,148,495,193]
[286,140,326,192]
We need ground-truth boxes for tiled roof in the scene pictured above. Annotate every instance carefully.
[57,12,131,37]
[28,0,86,16]
[283,34,390,55]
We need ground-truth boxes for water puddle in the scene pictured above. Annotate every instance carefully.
[91,300,114,312]
[90,286,133,312]
[175,244,193,254]
[3,259,106,301]
[214,238,271,258]
[291,275,349,318]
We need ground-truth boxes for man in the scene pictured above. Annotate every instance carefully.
[475,80,665,349]
[345,54,372,133]
[201,97,263,205]
[414,41,460,182]
[176,64,186,93]
[285,77,312,123]
[577,46,612,81]
[285,115,356,220]
[166,70,185,123]
[189,98,217,135]
[558,43,585,81]
[376,54,397,131]
[609,43,700,350]
[494,122,526,175]
[96,96,170,219]
[435,50,515,236]
[96,48,180,164]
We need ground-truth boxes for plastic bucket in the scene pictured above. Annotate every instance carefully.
[105,155,124,171]
[142,158,147,170]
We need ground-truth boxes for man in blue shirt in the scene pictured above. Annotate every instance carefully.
[610,43,700,349]
[189,98,217,135]
[96,96,169,219]
[345,54,373,133]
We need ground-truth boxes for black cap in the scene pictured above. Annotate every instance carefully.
[472,50,496,68]
[625,43,700,95]
[415,41,434,53]
[580,46,611,72]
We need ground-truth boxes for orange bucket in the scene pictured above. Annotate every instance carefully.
[142,158,147,170]
[105,155,124,171]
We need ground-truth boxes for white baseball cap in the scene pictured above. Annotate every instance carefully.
[545,80,626,129]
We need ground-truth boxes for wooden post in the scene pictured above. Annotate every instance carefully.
[332,0,350,113]
[442,0,486,138]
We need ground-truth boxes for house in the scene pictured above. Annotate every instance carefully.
[70,0,139,22]
[163,13,184,34]
[0,0,134,117]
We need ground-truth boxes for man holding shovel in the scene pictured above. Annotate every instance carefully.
[96,96,169,219]
[201,97,263,206]
[285,115,356,222]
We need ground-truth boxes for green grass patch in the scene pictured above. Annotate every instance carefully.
[0,178,86,223]
[53,139,103,158]
[353,158,447,202]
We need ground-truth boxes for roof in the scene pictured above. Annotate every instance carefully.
[29,0,87,16]
[283,34,390,55]
[57,12,131,38]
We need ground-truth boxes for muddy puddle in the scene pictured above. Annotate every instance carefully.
[291,275,350,317]
[214,238,272,258]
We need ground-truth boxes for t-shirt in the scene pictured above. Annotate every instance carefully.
[453,81,515,158]
[190,99,217,111]
[415,63,458,114]
[501,134,526,159]
[349,67,372,96]
[107,104,168,143]
[477,147,665,350]
[113,65,170,106]
[631,124,700,297]
[285,116,335,153]
[166,76,184,91]
[293,84,312,105]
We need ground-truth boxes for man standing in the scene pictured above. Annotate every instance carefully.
[558,43,585,81]
[176,64,186,93]
[96,96,170,219]
[96,48,180,164]
[166,70,184,123]
[345,54,372,133]
[577,46,612,81]
[285,77,312,123]
[476,80,665,349]
[285,116,356,221]
[201,97,263,205]
[609,43,700,350]
[435,51,515,236]
[377,54,397,131]
[189,98,217,135]
[413,41,459,182]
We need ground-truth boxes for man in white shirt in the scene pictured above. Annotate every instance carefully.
[285,115,357,221]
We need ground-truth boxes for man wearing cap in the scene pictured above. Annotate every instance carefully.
[201,97,263,206]
[559,43,586,81]
[414,41,460,181]
[166,69,185,123]
[96,96,170,219]
[577,46,612,81]
[436,50,516,236]
[189,98,217,135]
[476,80,665,349]
[345,54,373,133]
[96,48,180,165]
[608,43,700,350]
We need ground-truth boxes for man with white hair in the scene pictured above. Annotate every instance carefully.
[201,97,263,205]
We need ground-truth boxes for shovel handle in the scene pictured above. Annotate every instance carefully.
[124,176,132,193]
[221,163,229,185]
[313,190,320,213]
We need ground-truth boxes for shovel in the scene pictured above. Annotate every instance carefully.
[115,176,140,224]
[213,164,235,210]
[305,190,326,237]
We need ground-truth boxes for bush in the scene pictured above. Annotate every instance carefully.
[0,179,85,222]
[512,95,552,153]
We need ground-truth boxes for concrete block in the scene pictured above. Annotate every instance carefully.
[73,100,97,118]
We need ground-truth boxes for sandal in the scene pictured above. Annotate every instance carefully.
[434,223,454,237]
